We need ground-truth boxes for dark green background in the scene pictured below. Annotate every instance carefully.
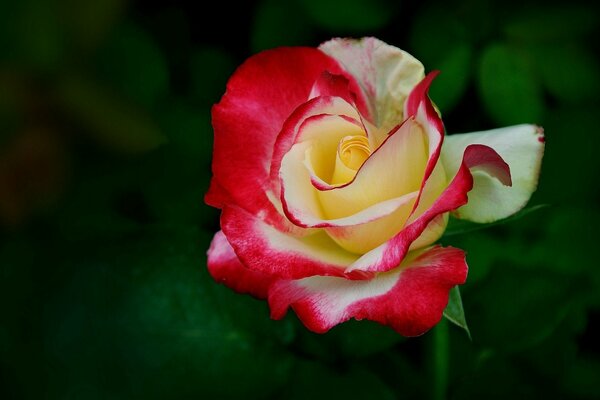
[1,0,599,398]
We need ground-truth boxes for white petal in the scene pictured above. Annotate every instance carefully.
[441,124,545,223]
[320,37,425,143]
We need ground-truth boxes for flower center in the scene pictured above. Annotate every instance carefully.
[331,135,371,184]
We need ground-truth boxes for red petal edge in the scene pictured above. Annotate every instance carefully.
[220,205,373,280]
[269,245,468,337]
[347,143,510,274]
[207,230,277,299]
[208,47,348,218]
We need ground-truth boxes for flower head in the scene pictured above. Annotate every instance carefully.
[206,38,544,336]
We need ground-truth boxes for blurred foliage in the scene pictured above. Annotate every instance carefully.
[1,0,599,398]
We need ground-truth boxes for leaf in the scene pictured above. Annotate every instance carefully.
[532,44,600,104]
[443,286,471,339]
[55,74,167,154]
[281,361,395,400]
[443,204,549,237]
[561,357,600,399]
[189,47,235,106]
[298,0,395,33]
[537,107,600,203]
[293,319,405,361]
[58,0,126,50]
[477,44,544,125]
[40,227,295,399]
[465,265,586,352]
[428,43,473,112]
[7,0,65,71]
[503,5,597,43]
[96,23,170,109]
[409,4,467,65]
[251,0,314,53]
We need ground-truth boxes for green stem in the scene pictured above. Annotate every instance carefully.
[431,318,449,400]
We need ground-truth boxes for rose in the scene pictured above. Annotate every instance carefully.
[206,37,544,336]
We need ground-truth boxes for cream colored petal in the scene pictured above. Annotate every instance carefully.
[320,37,425,139]
[301,116,365,184]
[324,191,418,254]
[318,118,428,220]
[441,124,545,223]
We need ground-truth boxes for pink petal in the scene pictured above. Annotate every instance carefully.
[269,95,361,192]
[207,230,277,299]
[309,71,370,118]
[220,205,372,280]
[404,71,445,204]
[208,47,349,226]
[269,245,468,337]
[346,144,510,274]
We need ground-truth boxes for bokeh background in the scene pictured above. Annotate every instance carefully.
[1,0,599,398]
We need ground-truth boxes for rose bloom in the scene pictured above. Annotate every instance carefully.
[205,38,544,336]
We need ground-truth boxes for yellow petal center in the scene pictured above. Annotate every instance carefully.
[331,135,371,184]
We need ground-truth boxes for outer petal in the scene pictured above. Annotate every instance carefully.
[207,231,276,299]
[208,47,348,226]
[441,124,544,223]
[220,205,372,280]
[346,144,510,273]
[269,245,468,337]
[319,37,425,142]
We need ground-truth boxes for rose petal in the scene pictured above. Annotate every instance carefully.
[309,71,370,117]
[270,96,360,192]
[269,245,468,337]
[403,71,446,207]
[208,47,348,227]
[207,231,277,299]
[346,143,509,273]
[320,37,425,143]
[220,205,368,280]
[280,115,431,254]
[441,124,544,223]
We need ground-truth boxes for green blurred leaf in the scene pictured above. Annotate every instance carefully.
[189,47,235,105]
[42,227,294,399]
[443,286,471,339]
[537,107,600,203]
[410,0,494,57]
[410,5,474,112]
[441,233,498,285]
[55,74,167,154]
[58,0,126,50]
[504,5,597,43]
[518,307,584,382]
[299,319,405,360]
[453,355,538,399]
[143,100,215,224]
[465,266,584,352]
[159,98,213,159]
[532,44,600,104]
[0,72,26,144]
[8,0,65,71]
[97,23,170,108]
[429,43,472,113]
[281,361,395,400]
[477,44,544,125]
[444,204,549,237]
[298,0,395,33]
[251,0,314,53]
[0,239,43,399]
[561,357,600,399]
[410,4,466,65]
[522,206,600,307]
